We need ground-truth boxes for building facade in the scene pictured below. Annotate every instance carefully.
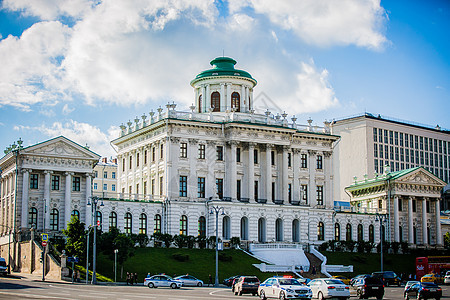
[331,113,450,202]
[93,157,118,197]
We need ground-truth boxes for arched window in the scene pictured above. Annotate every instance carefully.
[258,218,266,243]
[222,216,231,240]
[109,211,117,228]
[275,218,283,242]
[139,213,147,235]
[317,222,325,241]
[198,95,202,113]
[369,224,374,243]
[334,223,340,241]
[180,215,188,235]
[231,92,240,112]
[124,212,132,234]
[71,210,80,220]
[292,219,300,242]
[198,216,206,237]
[357,224,363,241]
[154,214,161,234]
[29,207,38,228]
[346,223,352,241]
[240,217,248,240]
[211,92,220,112]
[50,209,59,231]
[96,211,102,231]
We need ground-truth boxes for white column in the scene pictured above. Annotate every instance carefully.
[21,169,30,229]
[244,86,249,112]
[241,85,245,110]
[44,170,51,231]
[393,196,400,242]
[266,144,272,202]
[65,172,72,229]
[85,173,92,227]
[408,197,414,244]
[220,83,225,111]
[248,143,255,202]
[202,85,206,112]
[249,88,253,111]
[226,83,231,111]
[435,199,442,245]
[422,198,428,245]
[206,84,211,110]
[308,150,316,206]
[282,146,289,203]
[292,149,300,202]
[230,142,237,199]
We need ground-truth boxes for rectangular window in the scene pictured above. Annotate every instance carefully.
[410,135,414,149]
[271,150,275,165]
[420,151,424,164]
[425,152,429,165]
[180,142,188,158]
[179,176,187,197]
[439,140,443,153]
[237,180,241,200]
[254,149,259,164]
[398,199,403,211]
[420,137,424,150]
[400,148,404,161]
[143,182,147,195]
[317,155,323,169]
[390,146,394,160]
[374,159,378,173]
[301,184,308,203]
[426,200,430,213]
[384,130,388,144]
[93,183,98,190]
[378,128,383,143]
[151,179,155,195]
[415,136,419,149]
[103,184,107,191]
[425,137,428,151]
[271,182,276,201]
[288,153,292,167]
[198,177,205,198]
[406,149,410,162]
[216,178,223,199]
[94,171,98,178]
[254,181,258,201]
[379,144,383,158]
[136,183,139,195]
[30,174,39,189]
[198,144,206,159]
[72,176,81,191]
[216,146,223,161]
[160,143,164,159]
[400,133,404,147]
[129,186,132,195]
[144,150,147,164]
[301,153,307,168]
[51,175,59,190]
[385,145,389,159]
[112,172,116,179]
[122,158,125,172]
[389,131,393,144]
[394,132,398,145]
[112,184,116,192]
[103,171,107,178]
[316,185,324,205]
[159,176,163,196]
[129,156,132,170]
[412,200,417,212]
[374,144,378,158]
[373,128,377,142]
[236,147,241,163]
[288,183,292,202]
[405,134,409,147]
[152,147,156,161]
[136,153,140,167]
[395,147,399,161]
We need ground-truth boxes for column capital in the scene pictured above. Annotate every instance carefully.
[64,172,74,176]
[43,170,53,175]
[85,172,94,178]
[282,145,290,151]
[21,168,31,174]
[248,142,257,148]
[188,138,198,145]
[170,137,180,143]
[308,149,317,155]
[228,141,239,147]
[323,151,332,158]
[292,148,301,154]
[265,144,274,150]
[207,140,216,146]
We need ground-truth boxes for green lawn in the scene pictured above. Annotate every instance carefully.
[95,248,278,283]
[323,251,416,279]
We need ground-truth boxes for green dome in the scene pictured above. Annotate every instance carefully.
[191,57,257,85]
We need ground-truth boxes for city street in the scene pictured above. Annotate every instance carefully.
[0,275,449,299]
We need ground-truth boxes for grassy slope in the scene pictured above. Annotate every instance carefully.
[323,251,416,278]
[96,248,278,283]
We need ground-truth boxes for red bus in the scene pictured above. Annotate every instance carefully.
[416,256,450,279]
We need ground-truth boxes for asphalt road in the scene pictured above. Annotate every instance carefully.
[0,276,449,299]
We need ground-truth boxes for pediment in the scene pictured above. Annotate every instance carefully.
[395,168,446,187]
[23,136,100,161]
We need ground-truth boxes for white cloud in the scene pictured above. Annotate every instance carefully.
[2,0,95,20]
[228,0,387,49]
[62,104,74,114]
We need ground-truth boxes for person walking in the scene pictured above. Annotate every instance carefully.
[208,274,213,286]
[126,272,130,285]
[130,273,134,285]
[135,272,138,285]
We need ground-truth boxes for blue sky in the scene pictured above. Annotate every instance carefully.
[0,0,449,158]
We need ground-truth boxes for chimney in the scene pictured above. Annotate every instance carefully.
[113,158,118,164]
[102,157,107,163]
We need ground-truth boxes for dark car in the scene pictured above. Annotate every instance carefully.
[404,282,442,300]
[372,271,401,287]
[233,276,260,296]
[224,275,241,287]
[351,276,384,299]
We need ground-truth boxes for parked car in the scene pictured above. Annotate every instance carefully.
[233,276,260,296]
[0,258,7,276]
[308,278,350,300]
[404,282,442,300]
[371,271,401,286]
[350,275,384,299]
[444,271,450,285]
[144,275,182,289]
[174,275,203,286]
[332,276,351,285]
[258,276,312,300]
[421,274,444,284]
[350,274,370,286]
[297,276,312,285]
[224,275,241,287]
[404,280,420,292]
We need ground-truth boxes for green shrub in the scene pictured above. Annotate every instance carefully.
[218,252,232,262]
[172,253,189,262]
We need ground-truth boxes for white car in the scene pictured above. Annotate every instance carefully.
[258,276,312,300]
[308,278,350,300]
[144,275,182,289]
[444,271,450,285]
[174,274,204,286]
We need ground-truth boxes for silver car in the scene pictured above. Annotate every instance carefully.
[258,276,312,299]
[144,275,182,289]
[308,278,350,300]
[174,274,204,286]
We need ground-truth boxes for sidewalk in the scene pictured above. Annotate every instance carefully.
[9,271,67,284]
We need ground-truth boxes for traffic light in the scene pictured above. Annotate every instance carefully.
[40,257,43,264]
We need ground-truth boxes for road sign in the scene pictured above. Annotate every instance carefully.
[41,233,48,241]
[67,257,79,263]
[42,240,47,247]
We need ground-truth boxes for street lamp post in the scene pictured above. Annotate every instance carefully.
[88,196,103,285]
[376,214,387,272]
[114,249,118,284]
[209,205,224,287]
[85,226,93,284]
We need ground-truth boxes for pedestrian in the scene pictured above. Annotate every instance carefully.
[126,272,130,285]
[147,272,151,278]
[130,272,134,285]
[73,269,77,283]
[77,270,81,283]
[312,266,317,275]
[300,266,304,276]
[135,272,138,285]
[208,274,213,286]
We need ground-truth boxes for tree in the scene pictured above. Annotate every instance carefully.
[62,216,87,262]
[444,232,450,249]
[230,237,241,249]
[160,233,173,248]
[135,233,150,248]
[98,227,136,265]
